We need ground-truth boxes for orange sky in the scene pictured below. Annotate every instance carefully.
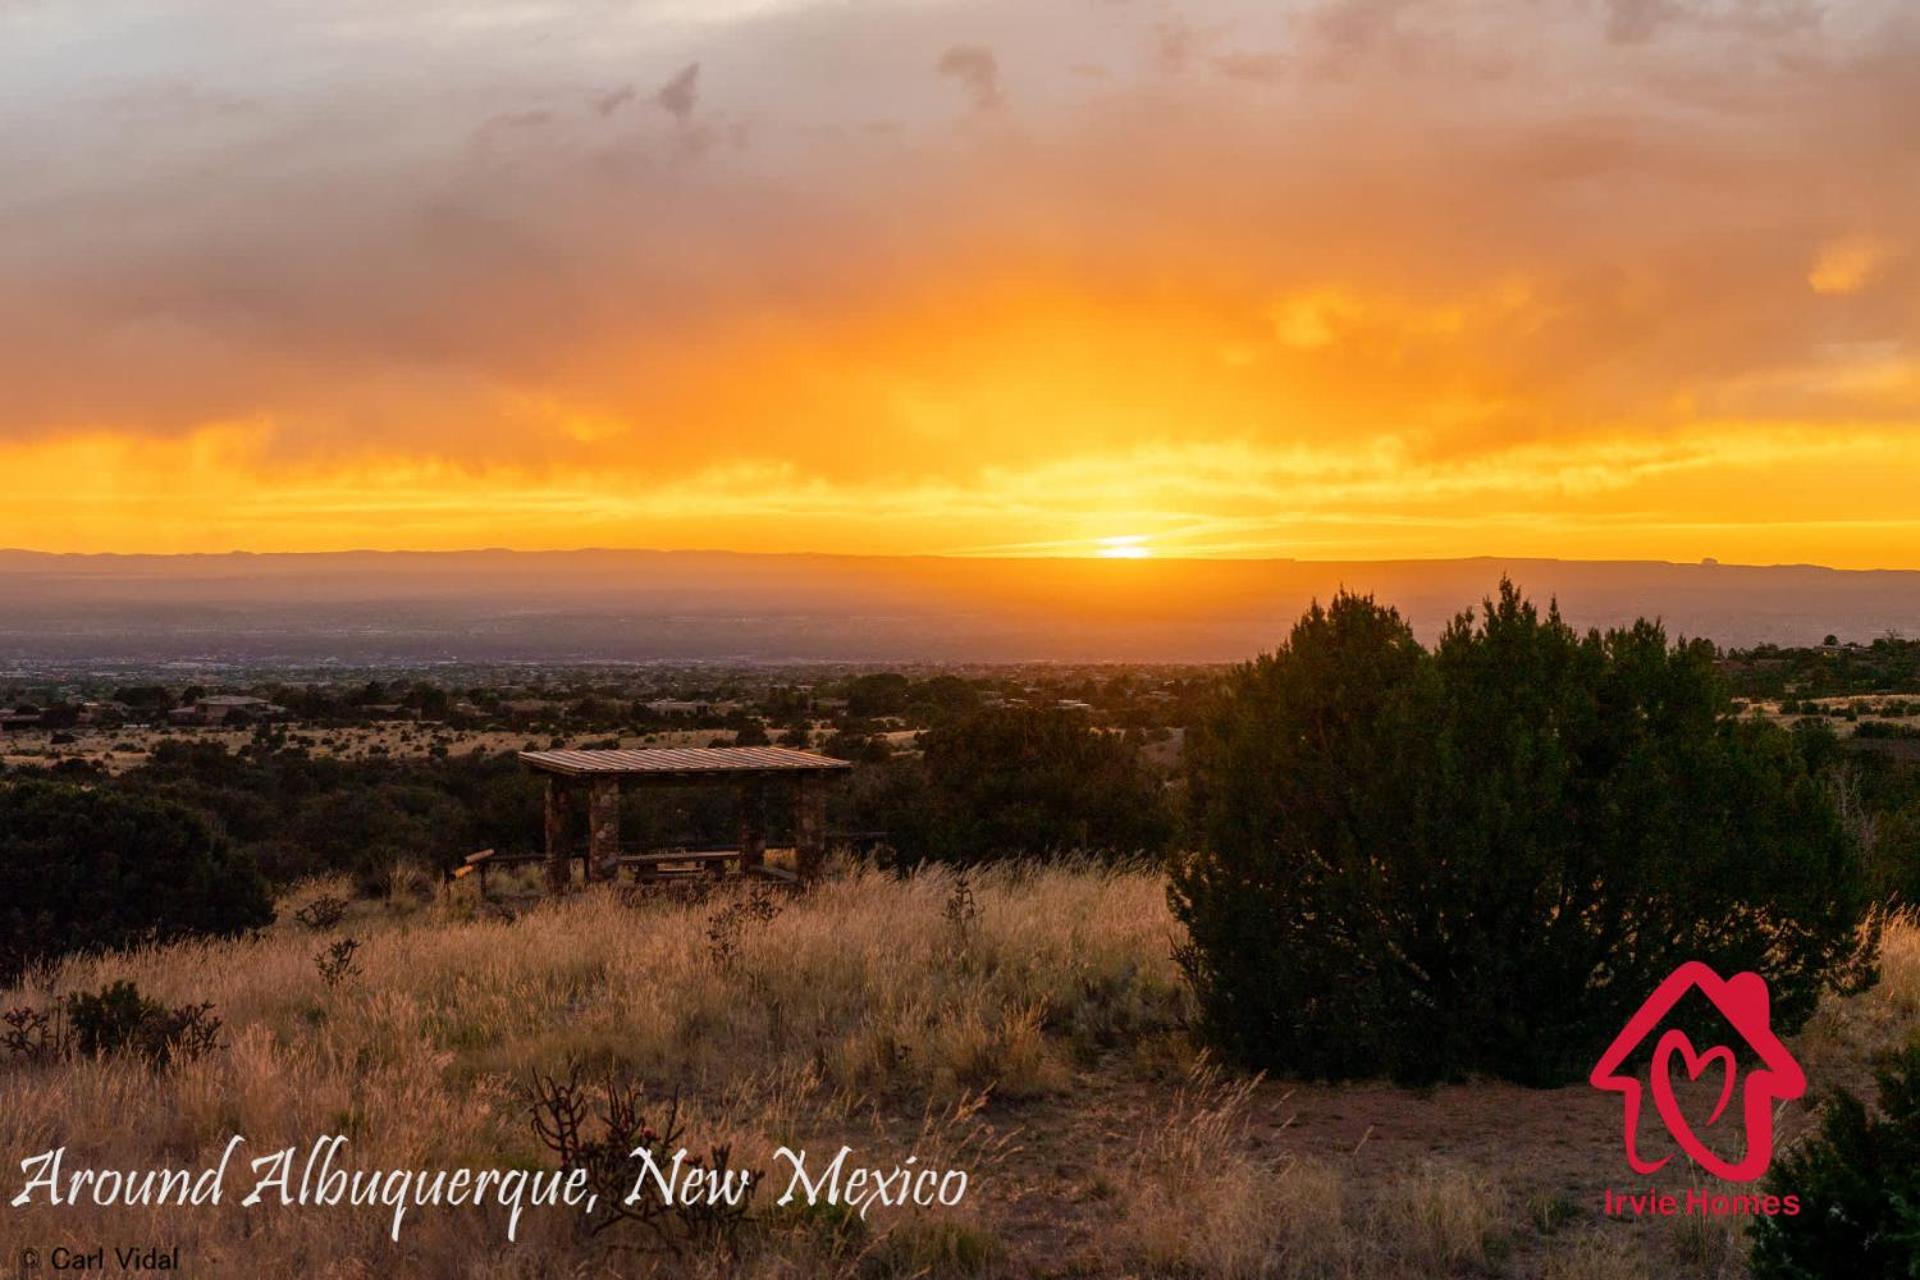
[2,0,1916,565]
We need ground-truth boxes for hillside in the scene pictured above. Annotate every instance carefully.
[7,550,1920,662]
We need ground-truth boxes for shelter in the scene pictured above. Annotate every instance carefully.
[517,746,852,890]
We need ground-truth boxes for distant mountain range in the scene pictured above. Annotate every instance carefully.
[3,549,1917,664]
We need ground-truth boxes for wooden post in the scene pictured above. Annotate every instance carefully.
[588,777,621,883]
[544,777,572,894]
[739,779,767,872]
[794,775,827,880]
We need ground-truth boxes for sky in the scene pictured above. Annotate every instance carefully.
[1,0,1915,564]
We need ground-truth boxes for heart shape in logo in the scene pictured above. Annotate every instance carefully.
[1649,1028,1738,1168]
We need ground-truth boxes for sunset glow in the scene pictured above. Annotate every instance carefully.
[2,1,1916,565]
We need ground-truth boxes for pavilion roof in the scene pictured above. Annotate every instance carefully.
[517,746,853,779]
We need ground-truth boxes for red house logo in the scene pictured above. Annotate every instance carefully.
[1589,962,1805,1182]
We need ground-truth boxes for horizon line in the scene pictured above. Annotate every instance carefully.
[1,546,1914,574]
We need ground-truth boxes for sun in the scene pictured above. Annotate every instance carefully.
[1095,535,1153,560]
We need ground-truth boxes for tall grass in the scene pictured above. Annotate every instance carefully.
[2,860,1184,1276]
[1801,906,1920,1080]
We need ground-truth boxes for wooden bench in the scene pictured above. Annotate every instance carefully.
[618,849,740,880]
[456,846,803,893]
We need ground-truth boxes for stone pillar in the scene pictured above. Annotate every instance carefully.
[793,776,827,880]
[739,780,767,872]
[588,776,621,883]
[543,777,572,894]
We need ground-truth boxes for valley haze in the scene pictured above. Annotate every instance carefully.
[3,549,1915,663]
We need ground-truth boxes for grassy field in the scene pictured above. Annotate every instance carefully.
[3,863,1914,1278]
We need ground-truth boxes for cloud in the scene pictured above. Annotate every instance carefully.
[1306,0,1421,73]
[1605,0,1679,44]
[0,0,1916,562]
[936,44,1003,111]
[654,62,700,123]
[1808,237,1898,296]
[588,84,636,116]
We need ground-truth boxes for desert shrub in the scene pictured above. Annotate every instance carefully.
[1750,1041,1920,1278]
[0,780,275,984]
[315,936,363,988]
[943,874,980,948]
[846,672,913,718]
[705,885,783,970]
[1871,805,1920,906]
[527,1063,756,1252]
[2,1005,68,1065]
[1855,721,1920,740]
[866,707,1174,867]
[349,849,397,899]
[63,979,222,1067]
[1175,582,1878,1084]
[293,894,349,931]
[126,742,542,884]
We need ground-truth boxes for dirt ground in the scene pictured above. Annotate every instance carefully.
[953,1066,1785,1278]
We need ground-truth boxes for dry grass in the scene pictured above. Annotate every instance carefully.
[1369,1162,1507,1272]
[2,860,1180,1276]
[5,867,1917,1279]
[1800,906,1920,1080]
[1110,1061,1518,1279]
[1114,1061,1347,1279]
[1539,1229,1646,1280]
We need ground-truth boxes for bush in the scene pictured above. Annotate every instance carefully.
[63,979,223,1068]
[864,707,1174,867]
[527,1064,756,1249]
[0,780,275,984]
[293,894,349,931]
[1750,1042,1920,1278]
[1174,583,1877,1084]
[1857,801,1920,908]
[315,937,363,989]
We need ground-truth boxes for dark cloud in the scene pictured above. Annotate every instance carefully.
[1307,0,1420,68]
[1607,0,1821,44]
[588,84,636,116]
[654,62,700,124]
[1605,0,1680,44]
[936,44,1003,111]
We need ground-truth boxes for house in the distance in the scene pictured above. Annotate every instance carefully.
[168,695,286,726]
[0,705,43,732]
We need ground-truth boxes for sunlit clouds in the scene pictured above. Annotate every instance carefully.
[1,0,1916,563]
